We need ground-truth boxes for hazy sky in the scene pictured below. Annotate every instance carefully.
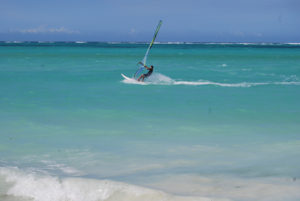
[1,0,299,42]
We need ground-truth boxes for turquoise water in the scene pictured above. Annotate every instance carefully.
[0,42,300,201]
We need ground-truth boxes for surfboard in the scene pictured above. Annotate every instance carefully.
[121,73,149,85]
[121,73,134,81]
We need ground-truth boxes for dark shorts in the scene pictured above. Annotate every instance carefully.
[143,72,152,78]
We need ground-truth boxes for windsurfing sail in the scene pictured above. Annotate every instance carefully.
[134,20,162,78]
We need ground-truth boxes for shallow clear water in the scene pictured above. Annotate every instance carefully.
[0,42,300,201]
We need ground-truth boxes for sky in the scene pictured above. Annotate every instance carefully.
[0,0,299,42]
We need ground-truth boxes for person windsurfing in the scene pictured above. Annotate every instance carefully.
[137,64,154,82]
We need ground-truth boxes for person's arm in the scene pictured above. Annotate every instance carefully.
[144,65,150,70]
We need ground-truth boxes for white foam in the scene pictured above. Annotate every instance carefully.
[286,43,300,45]
[173,81,268,87]
[122,73,300,87]
[274,81,300,85]
[121,78,148,85]
[0,167,227,201]
[146,73,173,84]
[41,160,82,175]
[121,73,172,85]
[4,41,22,43]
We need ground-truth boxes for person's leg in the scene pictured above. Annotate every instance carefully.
[138,74,145,81]
[138,74,143,81]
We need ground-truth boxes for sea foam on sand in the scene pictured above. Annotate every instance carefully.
[0,167,231,201]
[1,167,300,201]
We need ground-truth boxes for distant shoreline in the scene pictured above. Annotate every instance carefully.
[1,41,300,45]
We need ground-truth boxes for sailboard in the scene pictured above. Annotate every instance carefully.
[121,73,147,85]
[121,73,134,81]
[134,20,162,79]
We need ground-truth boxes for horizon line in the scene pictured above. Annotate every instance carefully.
[1,41,300,45]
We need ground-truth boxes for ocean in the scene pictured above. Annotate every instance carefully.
[0,42,300,201]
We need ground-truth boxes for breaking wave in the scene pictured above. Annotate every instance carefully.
[0,167,227,201]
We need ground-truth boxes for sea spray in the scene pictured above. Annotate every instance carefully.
[122,73,300,87]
